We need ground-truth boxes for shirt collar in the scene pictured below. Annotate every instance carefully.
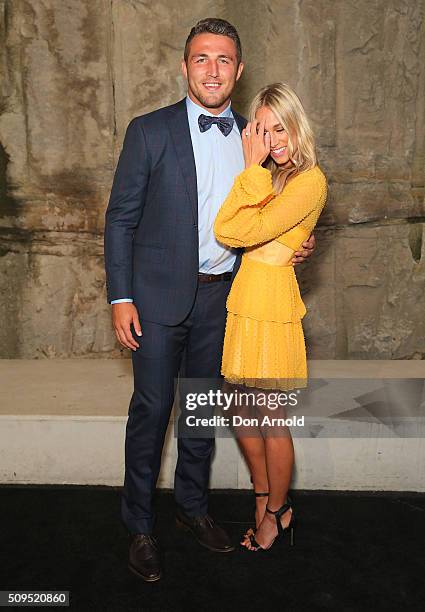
[186,95,233,126]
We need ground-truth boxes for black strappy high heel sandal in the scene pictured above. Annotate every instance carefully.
[248,497,295,551]
[240,491,269,544]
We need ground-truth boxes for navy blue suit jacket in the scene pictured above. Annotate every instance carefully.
[104,98,247,326]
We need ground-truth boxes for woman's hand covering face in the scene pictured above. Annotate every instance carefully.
[242,119,271,168]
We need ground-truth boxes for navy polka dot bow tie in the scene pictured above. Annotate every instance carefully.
[198,114,235,137]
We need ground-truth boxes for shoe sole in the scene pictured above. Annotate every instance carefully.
[175,518,235,553]
[128,563,162,582]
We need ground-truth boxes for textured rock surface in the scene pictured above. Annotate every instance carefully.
[0,0,424,358]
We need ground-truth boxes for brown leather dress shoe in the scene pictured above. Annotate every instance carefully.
[128,534,162,582]
[176,509,235,553]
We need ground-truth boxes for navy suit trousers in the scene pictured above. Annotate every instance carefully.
[121,279,231,534]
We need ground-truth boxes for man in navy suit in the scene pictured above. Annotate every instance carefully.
[104,18,315,581]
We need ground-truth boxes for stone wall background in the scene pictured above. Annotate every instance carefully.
[0,0,424,359]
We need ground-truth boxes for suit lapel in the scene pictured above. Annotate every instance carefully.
[166,99,198,225]
[165,100,247,226]
[230,108,247,278]
[232,109,247,134]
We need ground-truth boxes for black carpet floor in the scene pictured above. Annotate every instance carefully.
[0,486,424,611]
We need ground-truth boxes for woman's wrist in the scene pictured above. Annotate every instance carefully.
[244,161,261,169]
[239,165,273,199]
[243,163,270,174]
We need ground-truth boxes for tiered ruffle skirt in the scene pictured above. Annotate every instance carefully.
[221,256,308,390]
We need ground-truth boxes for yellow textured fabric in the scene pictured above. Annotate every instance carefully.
[214,164,327,391]
[227,256,306,323]
[222,311,307,390]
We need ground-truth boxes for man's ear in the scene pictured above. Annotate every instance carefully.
[236,61,244,82]
[181,59,188,80]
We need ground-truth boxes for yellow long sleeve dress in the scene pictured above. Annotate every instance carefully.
[214,163,327,390]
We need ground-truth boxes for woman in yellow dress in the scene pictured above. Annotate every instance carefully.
[214,82,327,551]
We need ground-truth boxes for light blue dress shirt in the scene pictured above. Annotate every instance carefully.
[111,96,245,304]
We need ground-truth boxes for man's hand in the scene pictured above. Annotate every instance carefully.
[112,303,142,351]
[291,233,316,265]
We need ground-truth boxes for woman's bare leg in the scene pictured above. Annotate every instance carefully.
[265,434,294,510]
[246,430,295,550]
[225,383,270,541]
[236,436,269,541]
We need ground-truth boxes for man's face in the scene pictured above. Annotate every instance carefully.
[182,33,244,115]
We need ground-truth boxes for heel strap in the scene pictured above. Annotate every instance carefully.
[254,492,269,498]
[266,503,292,518]
[266,502,292,536]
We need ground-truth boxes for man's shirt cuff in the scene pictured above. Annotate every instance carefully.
[110,298,133,304]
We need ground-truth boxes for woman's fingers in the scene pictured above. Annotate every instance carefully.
[243,119,270,166]
[251,118,269,163]
[253,118,265,143]
[258,118,266,137]
[259,119,270,151]
[242,125,251,166]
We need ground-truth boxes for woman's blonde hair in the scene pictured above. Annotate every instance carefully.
[249,82,317,193]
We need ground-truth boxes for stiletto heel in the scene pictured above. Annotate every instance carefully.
[248,495,295,552]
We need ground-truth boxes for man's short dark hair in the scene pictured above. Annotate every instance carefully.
[184,18,242,65]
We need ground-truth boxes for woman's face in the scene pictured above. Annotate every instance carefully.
[255,106,294,166]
